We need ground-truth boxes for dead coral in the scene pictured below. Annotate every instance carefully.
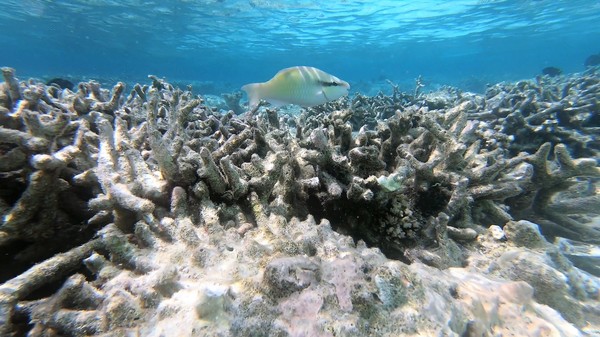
[282,99,530,266]
[471,68,600,158]
[0,69,104,269]
[506,142,600,243]
[1,69,599,336]
[221,91,244,115]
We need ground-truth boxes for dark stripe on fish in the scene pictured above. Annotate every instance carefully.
[319,81,341,87]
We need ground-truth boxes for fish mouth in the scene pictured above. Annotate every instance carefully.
[341,80,350,89]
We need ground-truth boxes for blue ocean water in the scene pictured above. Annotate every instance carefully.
[0,0,599,93]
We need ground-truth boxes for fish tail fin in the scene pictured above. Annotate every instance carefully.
[241,83,263,108]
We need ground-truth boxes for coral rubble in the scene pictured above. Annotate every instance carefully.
[1,66,599,336]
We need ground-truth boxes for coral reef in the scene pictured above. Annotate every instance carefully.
[471,68,600,159]
[467,67,600,244]
[1,66,599,336]
[221,91,245,115]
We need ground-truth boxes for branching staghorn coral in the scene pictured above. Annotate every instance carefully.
[0,68,599,336]
[282,80,599,266]
[460,70,600,244]
[0,69,104,268]
[506,142,600,243]
[470,68,600,159]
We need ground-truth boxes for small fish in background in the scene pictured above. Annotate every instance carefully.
[542,66,562,77]
[46,77,74,90]
[584,53,600,67]
[242,66,350,108]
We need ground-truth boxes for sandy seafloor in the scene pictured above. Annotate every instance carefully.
[1,66,600,337]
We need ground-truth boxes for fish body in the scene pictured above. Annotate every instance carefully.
[585,53,600,67]
[241,66,350,108]
[542,66,562,77]
[46,77,74,90]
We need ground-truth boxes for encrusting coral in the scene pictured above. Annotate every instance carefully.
[1,66,599,336]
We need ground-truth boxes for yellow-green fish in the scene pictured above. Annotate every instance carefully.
[242,66,350,108]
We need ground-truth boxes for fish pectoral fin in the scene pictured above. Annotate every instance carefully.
[266,98,287,107]
[319,88,330,102]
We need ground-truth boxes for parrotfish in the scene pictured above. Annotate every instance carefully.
[241,66,350,108]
